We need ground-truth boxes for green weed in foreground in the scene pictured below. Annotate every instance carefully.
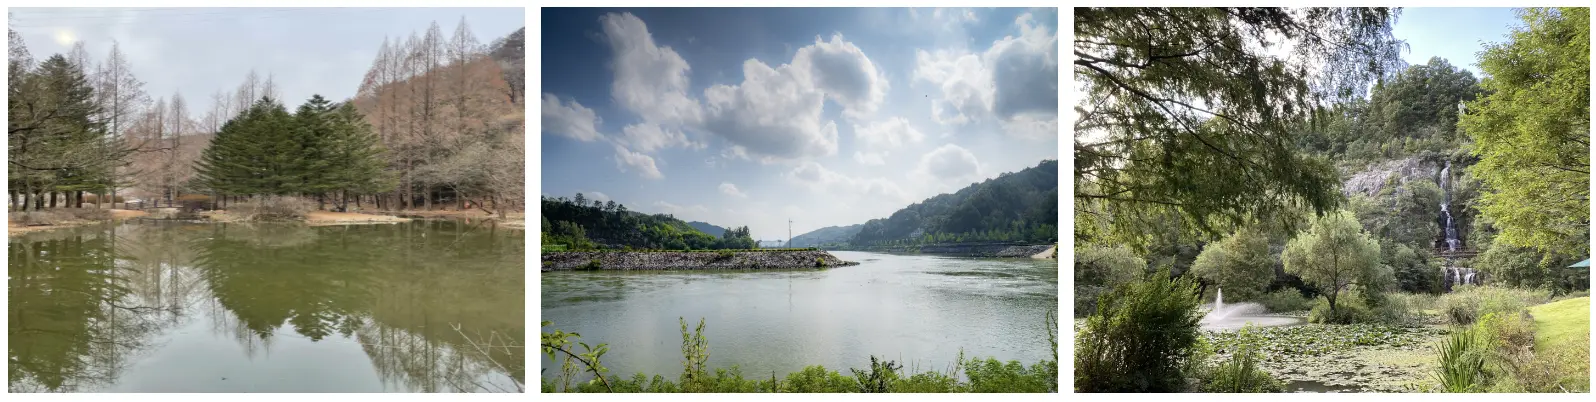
[541,315,1058,393]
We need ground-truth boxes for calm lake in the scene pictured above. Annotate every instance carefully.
[8,220,525,393]
[540,251,1058,380]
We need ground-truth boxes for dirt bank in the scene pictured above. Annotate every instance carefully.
[541,250,860,272]
[1029,245,1057,259]
[304,211,412,226]
[8,209,147,236]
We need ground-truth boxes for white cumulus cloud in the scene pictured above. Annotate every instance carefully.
[613,144,664,180]
[719,182,748,198]
[541,93,603,142]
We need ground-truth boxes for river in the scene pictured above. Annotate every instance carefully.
[540,251,1058,381]
[7,220,525,392]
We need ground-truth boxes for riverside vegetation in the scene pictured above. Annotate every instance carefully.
[540,316,1058,393]
[1074,7,1588,393]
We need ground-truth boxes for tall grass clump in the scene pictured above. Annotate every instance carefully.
[1075,269,1203,392]
[1439,285,1551,325]
[1200,325,1284,393]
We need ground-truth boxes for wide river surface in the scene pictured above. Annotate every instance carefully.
[8,220,525,392]
[540,251,1058,380]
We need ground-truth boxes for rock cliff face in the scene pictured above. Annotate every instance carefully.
[540,250,858,271]
[1341,157,1441,197]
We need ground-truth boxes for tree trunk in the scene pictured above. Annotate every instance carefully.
[422,184,432,211]
[21,191,31,211]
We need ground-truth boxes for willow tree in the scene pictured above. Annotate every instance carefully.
[1461,7,1590,258]
[1073,8,1407,246]
[1282,211,1382,319]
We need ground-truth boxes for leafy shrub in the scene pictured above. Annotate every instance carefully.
[1074,244,1146,316]
[1201,326,1285,393]
[849,356,900,392]
[1308,292,1373,324]
[1257,289,1313,312]
[1075,270,1203,392]
[784,365,858,392]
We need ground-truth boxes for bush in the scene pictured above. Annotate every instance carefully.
[9,208,113,226]
[1438,285,1551,325]
[1075,270,1203,392]
[1308,292,1374,324]
[1201,326,1285,393]
[1257,289,1313,313]
[1074,244,1146,316]
[231,196,315,220]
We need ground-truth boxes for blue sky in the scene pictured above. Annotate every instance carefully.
[541,8,1060,240]
[9,8,524,115]
[1392,8,1522,77]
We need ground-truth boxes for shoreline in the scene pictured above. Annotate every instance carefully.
[9,208,525,236]
[542,250,860,272]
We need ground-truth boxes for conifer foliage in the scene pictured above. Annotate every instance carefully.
[196,95,393,208]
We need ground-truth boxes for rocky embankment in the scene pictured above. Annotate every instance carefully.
[541,250,860,272]
[918,243,1055,258]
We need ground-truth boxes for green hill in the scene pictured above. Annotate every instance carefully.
[850,159,1058,247]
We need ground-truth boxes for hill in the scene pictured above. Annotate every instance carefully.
[541,195,755,250]
[850,159,1058,247]
[788,224,863,248]
[687,221,726,237]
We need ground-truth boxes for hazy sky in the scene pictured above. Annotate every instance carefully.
[541,8,1060,239]
[1392,7,1522,76]
[8,7,524,115]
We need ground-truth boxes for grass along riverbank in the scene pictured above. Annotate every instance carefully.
[542,316,1058,393]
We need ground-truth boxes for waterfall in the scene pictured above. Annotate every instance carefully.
[1440,161,1460,252]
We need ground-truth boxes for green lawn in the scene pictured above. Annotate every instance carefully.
[1527,296,1590,350]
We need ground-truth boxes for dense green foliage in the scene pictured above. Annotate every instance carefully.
[1189,227,1276,301]
[1074,7,1404,244]
[850,160,1057,247]
[1460,8,1590,259]
[1300,57,1481,163]
[1073,244,1145,316]
[1075,270,1204,392]
[194,95,393,207]
[541,195,756,250]
[1282,211,1386,321]
[541,317,1057,393]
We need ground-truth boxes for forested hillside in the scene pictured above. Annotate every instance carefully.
[847,159,1058,247]
[686,221,726,238]
[787,224,862,248]
[541,194,757,250]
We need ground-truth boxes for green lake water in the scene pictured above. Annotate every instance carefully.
[540,251,1058,381]
[7,220,525,392]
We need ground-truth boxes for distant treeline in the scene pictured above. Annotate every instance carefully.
[541,194,757,250]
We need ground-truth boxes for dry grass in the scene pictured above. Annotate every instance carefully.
[304,211,411,226]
